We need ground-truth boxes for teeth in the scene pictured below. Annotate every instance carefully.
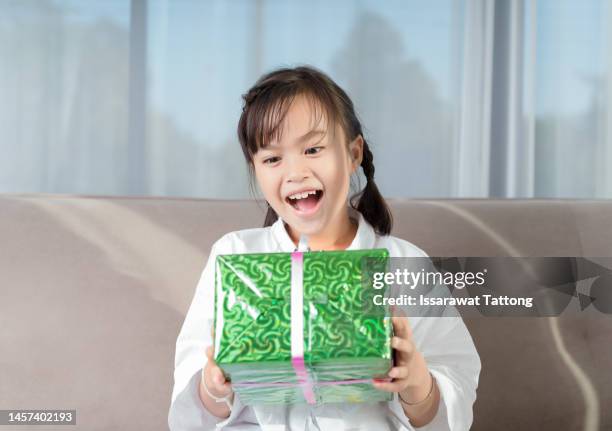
[288,190,319,200]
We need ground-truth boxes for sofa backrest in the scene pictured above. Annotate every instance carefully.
[1,195,610,430]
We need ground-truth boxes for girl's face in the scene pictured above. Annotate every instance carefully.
[253,95,363,241]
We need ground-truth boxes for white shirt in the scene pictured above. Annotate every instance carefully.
[168,208,481,431]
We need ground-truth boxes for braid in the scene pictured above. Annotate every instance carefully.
[361,142,375,182]
[352,139,393,236]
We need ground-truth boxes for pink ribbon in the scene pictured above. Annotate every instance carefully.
[290,250,316,404]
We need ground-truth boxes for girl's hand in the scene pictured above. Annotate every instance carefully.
[201,327,233,402]
[203,345,233,398]
[373,315,433,404]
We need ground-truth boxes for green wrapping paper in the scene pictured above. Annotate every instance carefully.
[213,248,393,405]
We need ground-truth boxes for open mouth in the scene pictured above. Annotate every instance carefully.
[285,189,324,214]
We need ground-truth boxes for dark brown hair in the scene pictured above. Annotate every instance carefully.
[237,65,393,236]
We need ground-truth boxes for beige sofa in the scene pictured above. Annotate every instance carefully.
[1,195,610,430]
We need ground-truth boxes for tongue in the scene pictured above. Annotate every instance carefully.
[294,194,319,212]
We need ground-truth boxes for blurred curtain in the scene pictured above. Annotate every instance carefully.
[459,0,612,198]
[1,0,611,199]
[0,0,131,195]
[144,0,464,199]
[529,0,612,198]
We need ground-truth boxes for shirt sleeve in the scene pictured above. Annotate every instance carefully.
[168,234,256,430]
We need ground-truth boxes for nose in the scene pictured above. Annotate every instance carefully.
[285,155,311,183]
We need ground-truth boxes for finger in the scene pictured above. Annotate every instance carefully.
[391,336,415,357]
[389,304,397,316]
[391,316,406,337]
[391,316,413,339]
[388,366,410,379]
[206,366,232,397]
[211,365,227,386]
[210,325,215,340]
[205,345,214,361]
[372,378,406,392]
[212,366,233,392]
[391,304,406,318]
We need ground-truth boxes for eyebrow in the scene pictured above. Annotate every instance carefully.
[262,129,326,151]
[297,129,326,144]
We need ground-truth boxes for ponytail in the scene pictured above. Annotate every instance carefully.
[349,139,393,236]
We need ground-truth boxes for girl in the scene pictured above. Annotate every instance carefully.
[169,66,481,430]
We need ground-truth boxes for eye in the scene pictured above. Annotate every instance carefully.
[305,146,324,155]
[263,156,280,165]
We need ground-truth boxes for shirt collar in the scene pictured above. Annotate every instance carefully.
[271,206,377,252]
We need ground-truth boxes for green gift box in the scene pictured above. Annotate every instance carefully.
[213,248,393,405]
